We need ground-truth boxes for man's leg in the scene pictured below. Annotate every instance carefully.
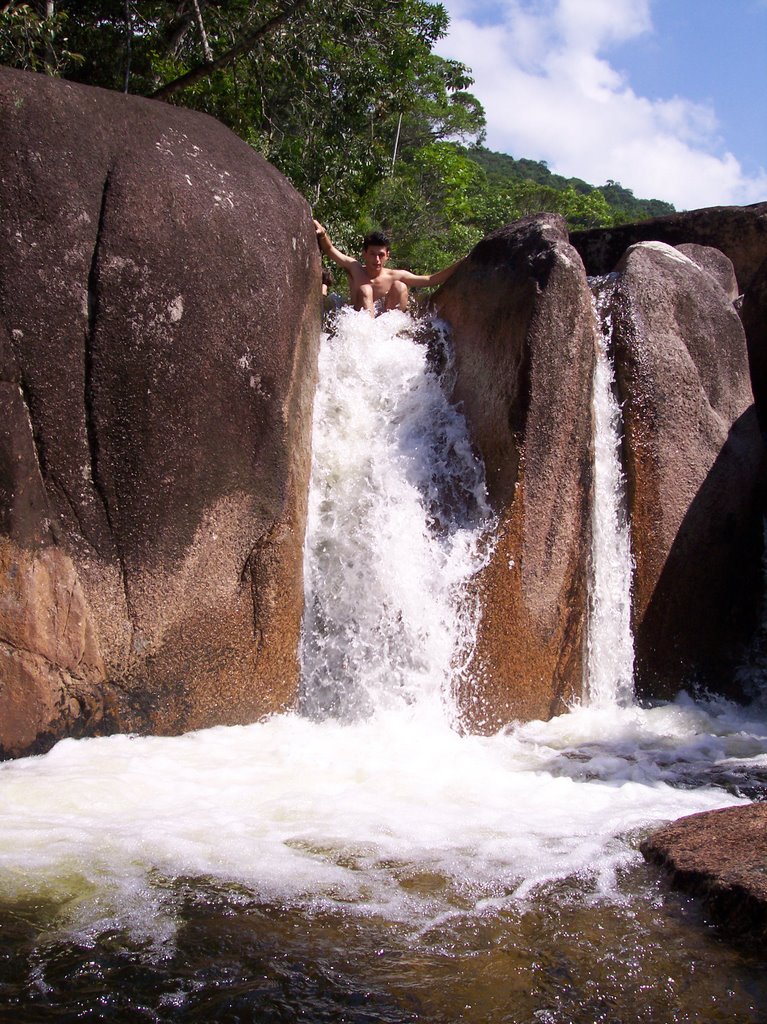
[385,281,408,312]
[355,283,376,316]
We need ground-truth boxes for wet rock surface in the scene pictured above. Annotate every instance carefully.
[641,803,767,944]
[0,67,320,757]
[432,214,595,730]
[609,241,763,702]
[433,216,765,725]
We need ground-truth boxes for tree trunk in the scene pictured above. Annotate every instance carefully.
[191,0,212,63]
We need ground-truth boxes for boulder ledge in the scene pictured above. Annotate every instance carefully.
[571,203,767,293]
[641,804,767,944]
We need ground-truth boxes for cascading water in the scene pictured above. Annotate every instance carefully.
[2,309,767,1022]
[299,307,491,725]
[586,275,635,708]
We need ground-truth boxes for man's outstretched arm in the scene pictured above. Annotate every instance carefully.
[426,258,464,288]
[395,258,464,290]
[313,220,358,272]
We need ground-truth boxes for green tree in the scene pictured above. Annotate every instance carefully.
[1,1,672,267]
[597,180,675,222]
[487,181,612,230]
[390,53,486,158]
[371,142,487,271]
[45,1,462,225]
[0,1,81,74]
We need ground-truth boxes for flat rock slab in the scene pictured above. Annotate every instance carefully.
[641,803,767,943]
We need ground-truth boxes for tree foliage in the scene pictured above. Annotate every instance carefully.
[0,1,81,74]
[598,179,676,224]
[369,142,617,273]
[43,0,463,225]
[0,1,675,276]
[470,148,676,224]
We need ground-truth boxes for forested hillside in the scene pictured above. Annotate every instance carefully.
[470,149,675,225]
[1,0,674,272]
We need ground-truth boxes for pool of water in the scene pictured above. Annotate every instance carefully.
[2,861,765,1022]
[1,696,766,1022]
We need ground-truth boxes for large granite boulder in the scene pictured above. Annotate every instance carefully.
[433,215,595,730]
[609,242,763,701]
[641,804,767,943]
[572,203,767,293]
[0,67,320,758]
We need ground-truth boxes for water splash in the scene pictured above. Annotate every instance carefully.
[587,276,635,708]
[0,308,765,963]
[299,308,492,724]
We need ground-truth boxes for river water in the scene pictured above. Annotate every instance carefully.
[1,308,766,1022]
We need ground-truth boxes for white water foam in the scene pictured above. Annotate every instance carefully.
[587,277,635,707]
[0,310,764,946]
[300,307,491,724]
[0,695,762,937]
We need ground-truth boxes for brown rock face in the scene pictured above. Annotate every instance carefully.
[433,215,595,730]
[742,256,767,437]
[641,804,767,943]
[571,203,767,293]
[0,68,320,758]
[610,241,763,700]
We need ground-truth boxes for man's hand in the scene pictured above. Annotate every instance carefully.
[311,223,356,272]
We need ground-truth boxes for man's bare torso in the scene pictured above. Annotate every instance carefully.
[347,263,401,303]
[314,220,462,317]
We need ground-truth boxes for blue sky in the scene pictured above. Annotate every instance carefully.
[435,0,767,209]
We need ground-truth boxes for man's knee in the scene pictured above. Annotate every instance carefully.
[386,280,408,311]
[356,283,374,312]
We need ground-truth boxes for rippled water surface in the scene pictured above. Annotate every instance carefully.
[2,849,767,1022]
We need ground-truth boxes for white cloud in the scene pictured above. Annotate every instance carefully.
[436,0,767,209]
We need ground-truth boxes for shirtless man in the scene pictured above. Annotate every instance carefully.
[313,220,462,316]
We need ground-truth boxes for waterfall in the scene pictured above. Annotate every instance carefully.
[587,275,635,708]
[302,298,637,716]
[299,307,492,724]
[2,309,767,1022]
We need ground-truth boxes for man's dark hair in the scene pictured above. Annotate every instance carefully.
[363,230,391,251]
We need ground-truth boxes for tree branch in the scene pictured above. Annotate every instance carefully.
[150,0,310,101]
[191,0,212,63]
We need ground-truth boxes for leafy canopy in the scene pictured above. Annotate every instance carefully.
[1,1,673,274]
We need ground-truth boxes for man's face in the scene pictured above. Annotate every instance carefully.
[363,245,389,275]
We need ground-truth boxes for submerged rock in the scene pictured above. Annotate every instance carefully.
[432,215,594,730]
[610,241,763,701]
[0,68,320,757]
[641,803,767,944]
